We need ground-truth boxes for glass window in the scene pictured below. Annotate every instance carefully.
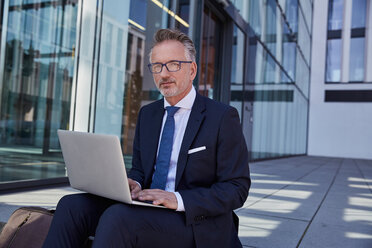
[298,11,311,65]
[282,41,296,82]
[116,28,124,67]
[129,0,147,28]
[247,30,257,85]
[351,0,367,29]
[264,53,276,84]
[325,39,342,82]
[176,0,191,34]
[296,53,310,97]
[104,22,113,64]
[94,1,130,139]
[0,1,78,182]
[282,1,297,81]
[349,0,366,82]
[199,5,222,99]
[349,37,365,82]
[251,84,307,160]
[286,0,298,34]
[230,25,245,118]
[300,0,312,32]
[229,0,310,160]
[249,0,262,36]
[265,0,277,55]
[230,0,260,36]
[327,0,343,30]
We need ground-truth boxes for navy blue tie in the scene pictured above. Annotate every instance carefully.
[150,106,180,190]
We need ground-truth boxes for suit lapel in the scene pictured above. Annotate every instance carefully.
[175,93,206,188]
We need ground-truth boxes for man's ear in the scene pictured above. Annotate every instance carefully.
[190,62,197,80]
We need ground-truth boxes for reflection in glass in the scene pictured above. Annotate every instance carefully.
[245,0,311,161]
[122,30,145,156]
[1,3,77,148]
[0,1,78,182]
[282,6,296,83]
[251,84,307,160]
[351,0,366,29]
[230,25,245,118]
[325,39,342,82]
[282,41,296,82]
[264,54,276,84]
[349,38,365,82]
[300,0,312,31]
[298,11,311,65]
[265,0,277,54]
[328,0,344,30]
[94,1,130,140]
[286,0,298,33]
[129,0,147,28]
[199,6,221,99]
[296,53,310,97]
[176,0,190,34]
[249,0,261,36]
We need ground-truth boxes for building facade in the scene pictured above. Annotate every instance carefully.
[309,0,372,159]
[0,0,312,187]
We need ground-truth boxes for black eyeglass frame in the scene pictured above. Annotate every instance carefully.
[147,60,192,74]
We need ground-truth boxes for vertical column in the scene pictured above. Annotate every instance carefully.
[340,0,352,82]
[69,0,101,132]
[188,0,196,40]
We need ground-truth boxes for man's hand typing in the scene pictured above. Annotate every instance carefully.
[128,178,141,199]
[138,189,178,210]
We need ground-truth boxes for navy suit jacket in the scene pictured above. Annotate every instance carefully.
[129,92,251,248]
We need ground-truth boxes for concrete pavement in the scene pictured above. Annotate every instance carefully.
[237,156,372,248]
[1,156,371,247]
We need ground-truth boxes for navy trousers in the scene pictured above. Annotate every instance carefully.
[42,193,195,248]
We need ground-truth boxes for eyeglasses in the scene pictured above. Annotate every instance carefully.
[148,60,192,74]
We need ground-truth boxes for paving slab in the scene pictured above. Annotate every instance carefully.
[0,156,371,248]
[238,208,308,248]
[238,156,372,248]
[298,204,372,248]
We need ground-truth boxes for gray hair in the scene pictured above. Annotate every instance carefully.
[149,29,196,62]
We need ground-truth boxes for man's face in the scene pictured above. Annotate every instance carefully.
[150,40,197,105]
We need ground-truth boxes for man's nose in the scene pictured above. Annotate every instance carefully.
[159,66,171,77]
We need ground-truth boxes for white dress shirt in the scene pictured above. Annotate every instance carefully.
[134,87,195,211]
[159,86,196,211]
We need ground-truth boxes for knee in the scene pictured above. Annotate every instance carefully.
[93,205,137,247]
[58,194,84,209]
[56,193,93,216]
[98,204,135,231]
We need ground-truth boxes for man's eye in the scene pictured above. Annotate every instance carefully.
[168,62,179,68]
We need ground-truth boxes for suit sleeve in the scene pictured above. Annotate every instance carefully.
[179,107,251,226]
[128,107,145,187]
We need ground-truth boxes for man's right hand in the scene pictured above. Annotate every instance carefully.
[128,178,141,199]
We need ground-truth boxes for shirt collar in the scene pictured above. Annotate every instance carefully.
[164,86,196,110]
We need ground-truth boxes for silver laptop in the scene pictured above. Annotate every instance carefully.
[57,130,164,208]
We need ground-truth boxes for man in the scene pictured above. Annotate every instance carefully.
[43,29,250,248]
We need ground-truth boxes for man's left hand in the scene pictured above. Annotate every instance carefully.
[138,189,178,210]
